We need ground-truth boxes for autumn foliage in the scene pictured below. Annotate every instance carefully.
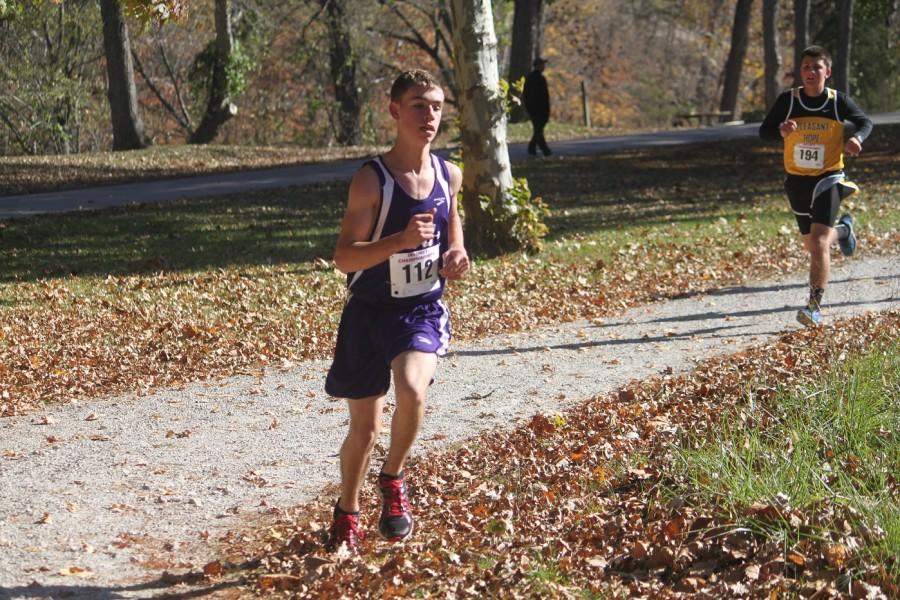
[227,311,898,598]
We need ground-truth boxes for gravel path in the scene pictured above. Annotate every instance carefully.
[1,254,897,598]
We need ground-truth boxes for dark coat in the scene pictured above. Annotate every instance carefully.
[522,70,550,122]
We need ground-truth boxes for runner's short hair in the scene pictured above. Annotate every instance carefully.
[801,45,832,68]
[390,69,441,102]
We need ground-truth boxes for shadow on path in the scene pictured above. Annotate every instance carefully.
[451,295,896,359]
[0,563,253,599]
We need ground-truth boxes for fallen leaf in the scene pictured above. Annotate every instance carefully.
[823,543,848,569]
[631,540,649,559]
[258,574,303,591]
[618,389,636,402]
[787,550,806,568]
[203,560,223,576]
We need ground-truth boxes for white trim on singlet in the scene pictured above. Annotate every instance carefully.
[347,158,395,290]
[432,154,451,206]
[436,299,451,355]
[795,87,832,112]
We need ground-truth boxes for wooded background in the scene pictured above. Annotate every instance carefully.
[1,0,898,157]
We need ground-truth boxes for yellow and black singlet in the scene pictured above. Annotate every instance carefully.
[759,87,873,177]
[783,88,844,175]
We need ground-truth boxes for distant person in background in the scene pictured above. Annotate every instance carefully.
[759,45,873,328]
[523,57,552,157]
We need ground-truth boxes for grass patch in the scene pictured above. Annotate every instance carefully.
[0,144,389,196]
[675,340,900,577]
[1,126,898,415]
[505,120,633,144]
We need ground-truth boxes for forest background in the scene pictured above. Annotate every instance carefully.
[2,0,899,158]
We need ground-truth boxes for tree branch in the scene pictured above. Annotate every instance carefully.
[131,47,191,131]
[155,35,193,130]
[0,102,33,155]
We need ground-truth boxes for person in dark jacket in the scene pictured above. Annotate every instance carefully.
[758,45,873,328]
[522,57,551,156]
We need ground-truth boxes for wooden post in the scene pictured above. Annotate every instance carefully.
[581,80,591,128]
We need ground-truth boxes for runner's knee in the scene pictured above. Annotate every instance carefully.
[348,420,381,449]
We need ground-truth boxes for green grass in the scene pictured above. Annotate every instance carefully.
[674,341,900,576]
[506,120,630,144]
[2,125,898,414]
[0,144,387,196]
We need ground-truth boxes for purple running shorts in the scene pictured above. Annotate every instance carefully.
[325,296,451,399]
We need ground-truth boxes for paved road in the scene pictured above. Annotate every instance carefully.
[2,112,897,220]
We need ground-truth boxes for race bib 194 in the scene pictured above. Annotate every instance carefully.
[794,143,825,169]
[389,244,441,298]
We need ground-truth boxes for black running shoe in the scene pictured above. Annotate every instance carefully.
[377,471,413,541]
[837,213,857,257]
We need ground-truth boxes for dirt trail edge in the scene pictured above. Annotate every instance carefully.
[1,254,897,597]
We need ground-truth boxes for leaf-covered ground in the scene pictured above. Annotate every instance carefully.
[1,127,898,417]
[217,311,898,599]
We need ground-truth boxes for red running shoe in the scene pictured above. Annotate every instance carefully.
[326,501,363,553]
[377,471,413,541]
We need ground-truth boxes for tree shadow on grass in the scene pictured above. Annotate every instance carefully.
[3,125,897,284]
[521,126,900,241]
[0,182,347,283]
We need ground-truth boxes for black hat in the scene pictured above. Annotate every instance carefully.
[533,57,546,67]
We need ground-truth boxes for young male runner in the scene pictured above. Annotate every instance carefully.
[759,45,873,327]
[324,69,469,553]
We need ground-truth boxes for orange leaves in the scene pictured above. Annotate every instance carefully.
[527,414,556,436]
[823,543,849,570]
[202,560,223,576]
[58,565,93,578]
[237,311,899,599]
[0,267,346,417]
[257,573,302,591]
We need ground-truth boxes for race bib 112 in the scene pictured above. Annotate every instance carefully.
[389,244,441,298]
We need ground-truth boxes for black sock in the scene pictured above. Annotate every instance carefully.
[835,223,849,240]
[808,287,824,309]
[335,500,359,516]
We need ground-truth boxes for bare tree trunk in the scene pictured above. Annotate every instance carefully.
[507,0,544,123]
[719,0,753,120]
[322,0,361,145]
[190,0,236,144]
[763,0,782,109]
[449,0,517,254]
[834,0,853,94]
[793,0,809,86]
[99,0,150,150]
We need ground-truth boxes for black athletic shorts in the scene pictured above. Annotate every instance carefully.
[784,172,857,235]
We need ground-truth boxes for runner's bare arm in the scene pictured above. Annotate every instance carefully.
[333,166,436,274]
[440,162,469,280]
